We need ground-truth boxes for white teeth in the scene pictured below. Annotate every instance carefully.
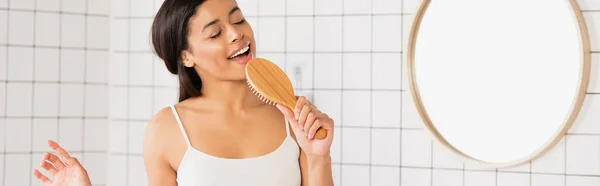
[229,44,250,59]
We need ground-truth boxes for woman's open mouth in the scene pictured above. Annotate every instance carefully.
[228,42,252,64]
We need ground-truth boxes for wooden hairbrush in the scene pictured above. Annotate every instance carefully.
[245,58,327,140]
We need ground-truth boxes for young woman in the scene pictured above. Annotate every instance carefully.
[31,0,335,185]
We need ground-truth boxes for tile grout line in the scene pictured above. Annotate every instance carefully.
[339,0,345,184]
[82,0,89,165]
[0,44,108,51]
[430,140,434,186]
[369,0,374,185]
[2,0,9,185]
[126,0,132,184]
[0,7,108,17]
[400,0,404,184]
[565,136,567,186]
[29,0,38,185]
[56,1,63,185]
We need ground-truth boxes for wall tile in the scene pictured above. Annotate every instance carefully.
[286,17,313,52]
[258,0,285,16]
[566,135,600,175]
[87,17,109,49]
[128,121,146,154]
[129,53,154,86]
[341,165,369,186]
[85,85,108,117]
[401,168,431,186]
[314,53,342,89]
[131,0,155,17]
[371,166,399,186]
[432,169,463,186]
[287,0,312,15]
[0,11,5,44]
[5,154,31,186]
[343,16,371,52]
[85,119,108,151]
[497,172,529,186]
[129,87,153,120]
[342,90,371,127]
[371,129,400,166]
[8,46,34,81]
[373,15,403,52]
[33,83,59,116]
[402,129,431,167]
[59,84,84,117]
[86,50,109,83]
[258,17,285,52]
[285,54,313,89]
[8,11,34,45]
[342,53,371,89]
[566,176,600,186]
[59,118,84,151]
[6,83,33,116]
[6,119,32,152]
[84,153,107,185]
[315,16,342,52]
[35,12,60,46]
[464,171,495,186]
[315,0,342,15]
[373,0,403,14]
[60,49,85,82]
[342,128,370,164]
[111,20,129,51]
[37,0,60,11]
[62,0,86,13]
[32,119,58,151]
[34,48,60,81]
[532,174,565,186]
[88,0,109,15]
[372,91,401,128]
[129,19,153,51]
[61,14,85,47]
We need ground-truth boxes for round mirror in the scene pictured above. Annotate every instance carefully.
[406,0,591,167]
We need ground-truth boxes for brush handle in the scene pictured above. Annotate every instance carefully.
[286,100,328,140]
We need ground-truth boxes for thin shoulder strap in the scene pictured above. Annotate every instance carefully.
[170,105,191,147]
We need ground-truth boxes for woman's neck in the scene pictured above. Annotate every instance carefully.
[199,79,264,112]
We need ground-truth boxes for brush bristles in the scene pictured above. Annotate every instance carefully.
[247,80,277,106]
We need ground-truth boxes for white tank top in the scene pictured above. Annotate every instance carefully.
[170,105,302,186]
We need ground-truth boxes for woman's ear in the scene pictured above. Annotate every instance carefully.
[181,50,195,68]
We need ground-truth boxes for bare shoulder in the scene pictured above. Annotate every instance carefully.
[143,106,180,153]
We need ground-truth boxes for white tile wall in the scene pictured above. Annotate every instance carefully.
[0,0,110,185]
[105,0,600,185]
[3,0,598,186]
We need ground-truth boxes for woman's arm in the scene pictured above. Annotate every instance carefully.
[278,96,335,186]
[143,112,178,186]
[299,149,334,186]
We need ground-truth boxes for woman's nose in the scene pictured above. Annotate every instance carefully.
[229,28,244,44]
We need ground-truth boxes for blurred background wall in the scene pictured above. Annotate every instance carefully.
[1,0,600,186]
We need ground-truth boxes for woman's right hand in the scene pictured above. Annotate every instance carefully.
[32,140,92,186]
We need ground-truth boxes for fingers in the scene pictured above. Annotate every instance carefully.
[44,152,65,170]
[303,112,317,133]
[40,160,58,176]
[298,104,310,129]
[47,140,71,164]
[48,140,70,157]
[294,96,307,118]
[32,169,53,185]
[65,156,83,167]
[308,120,322,139]
[276,104,300,129]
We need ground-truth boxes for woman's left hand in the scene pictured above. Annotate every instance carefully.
[276,96,334,157]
